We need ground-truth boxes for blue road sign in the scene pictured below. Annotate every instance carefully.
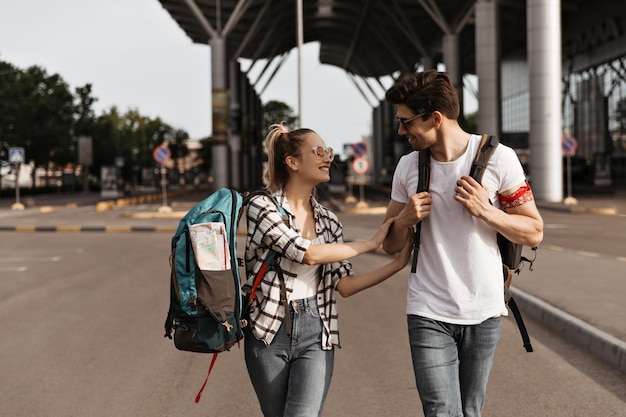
[9,147,25,164]
[352,142,367,157]
[562,137,578,154]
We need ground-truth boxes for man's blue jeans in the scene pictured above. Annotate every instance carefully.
[407,315,502,417]
[245,296,334,417]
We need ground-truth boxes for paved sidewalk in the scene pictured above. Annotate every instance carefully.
[0,188,625,375]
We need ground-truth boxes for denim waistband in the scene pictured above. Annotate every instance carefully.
[289,295,318,311]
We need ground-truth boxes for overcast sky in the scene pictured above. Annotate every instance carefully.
[0,0,390,155]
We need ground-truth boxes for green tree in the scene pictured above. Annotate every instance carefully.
[0,61,21,150]
[91,109,191,186]
[463,111,478,133]
[18,66,74,167]
[74,83,97,137]
[262,100,298,134]
[0,58,193,189]
[0,61,75,168]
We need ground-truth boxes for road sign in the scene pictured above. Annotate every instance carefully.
[153,145,171,164]
[352,142,368,157]
[352,157,369,175]
[562,136,578,154]
[9,147,25,164]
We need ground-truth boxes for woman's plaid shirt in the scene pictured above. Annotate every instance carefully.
[243,191,352,349]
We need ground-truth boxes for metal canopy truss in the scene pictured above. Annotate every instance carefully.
[157,0,626,199]
[159,0,601,81]
[158,0,488,79]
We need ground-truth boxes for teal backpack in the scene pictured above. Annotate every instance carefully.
[164,188,245,355]
[163,187,285,402]
[163,187,244,403]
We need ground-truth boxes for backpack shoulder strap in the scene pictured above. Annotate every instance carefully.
[417,149,431,192]
[244,189,287,215]
[245,189,286,297]
[469,134,499,183]
[411,149,431,273]
[470,135,534,353]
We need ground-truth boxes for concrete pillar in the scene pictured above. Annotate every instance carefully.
[211,37,229,189]
[442,34,460,86]
[240,72,250,190]
[442,34,463,112]
[229,60,241,189]
[528,0,562,202]
[475,0,500,136]
[372,105,383,185]
[421,56,434,71]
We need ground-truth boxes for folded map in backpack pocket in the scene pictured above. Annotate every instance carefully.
[189,222,231,270]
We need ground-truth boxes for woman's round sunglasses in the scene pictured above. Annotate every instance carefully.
[311,146,334,160]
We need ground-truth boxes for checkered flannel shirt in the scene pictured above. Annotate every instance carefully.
[243,190,352,349]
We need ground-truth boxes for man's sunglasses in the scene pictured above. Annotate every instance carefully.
[397,112,427,129]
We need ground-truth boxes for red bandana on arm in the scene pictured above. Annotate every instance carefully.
[498,182,534,209]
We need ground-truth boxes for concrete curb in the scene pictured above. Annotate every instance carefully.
[0,225,176,233]
[511,288,626,374]
[95,187,211,212]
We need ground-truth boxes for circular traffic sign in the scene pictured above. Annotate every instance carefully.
[562,136,578,154]
[153,145,171,163]
[352,157,369,175]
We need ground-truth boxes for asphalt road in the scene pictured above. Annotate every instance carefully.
[0,201,625,416]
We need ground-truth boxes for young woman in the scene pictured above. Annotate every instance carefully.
[243,122,411,417]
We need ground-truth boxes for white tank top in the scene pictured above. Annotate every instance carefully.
[289,236,322,300]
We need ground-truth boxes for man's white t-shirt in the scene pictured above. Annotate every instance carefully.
[391,134,526,324]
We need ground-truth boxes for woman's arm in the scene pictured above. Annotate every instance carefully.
[335,234,412,297]
[301,217,395,265]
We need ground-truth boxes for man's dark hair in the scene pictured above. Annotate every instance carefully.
[385,70,460,120]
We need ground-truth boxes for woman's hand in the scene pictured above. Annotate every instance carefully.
[369,217,395,249]
[394,231,413,269]
[335,230,414,298]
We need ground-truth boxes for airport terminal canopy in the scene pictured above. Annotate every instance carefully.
[158,0,593,80]
[157,0,497,78]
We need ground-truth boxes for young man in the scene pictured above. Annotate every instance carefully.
[382,70,543,417]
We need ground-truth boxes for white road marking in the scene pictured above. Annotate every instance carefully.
[0,266,27,272]
[0,256,61,262]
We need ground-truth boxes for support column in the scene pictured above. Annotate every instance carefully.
[421,56,434,71]
[442,34,460,85]
[229,60,241,189]
[475,0,500,136]
[528,0,562,201]
[240,71,250,190]
[442,34,463,112]
[211,37,229,189]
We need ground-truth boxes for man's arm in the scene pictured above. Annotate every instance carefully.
[455,177,543,247]
[492,182,544,247]
[496,199,543,247]
[382,192,432,254]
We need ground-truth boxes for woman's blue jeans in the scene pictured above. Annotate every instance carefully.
[407,315,502,417]
[245,296,334,417]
